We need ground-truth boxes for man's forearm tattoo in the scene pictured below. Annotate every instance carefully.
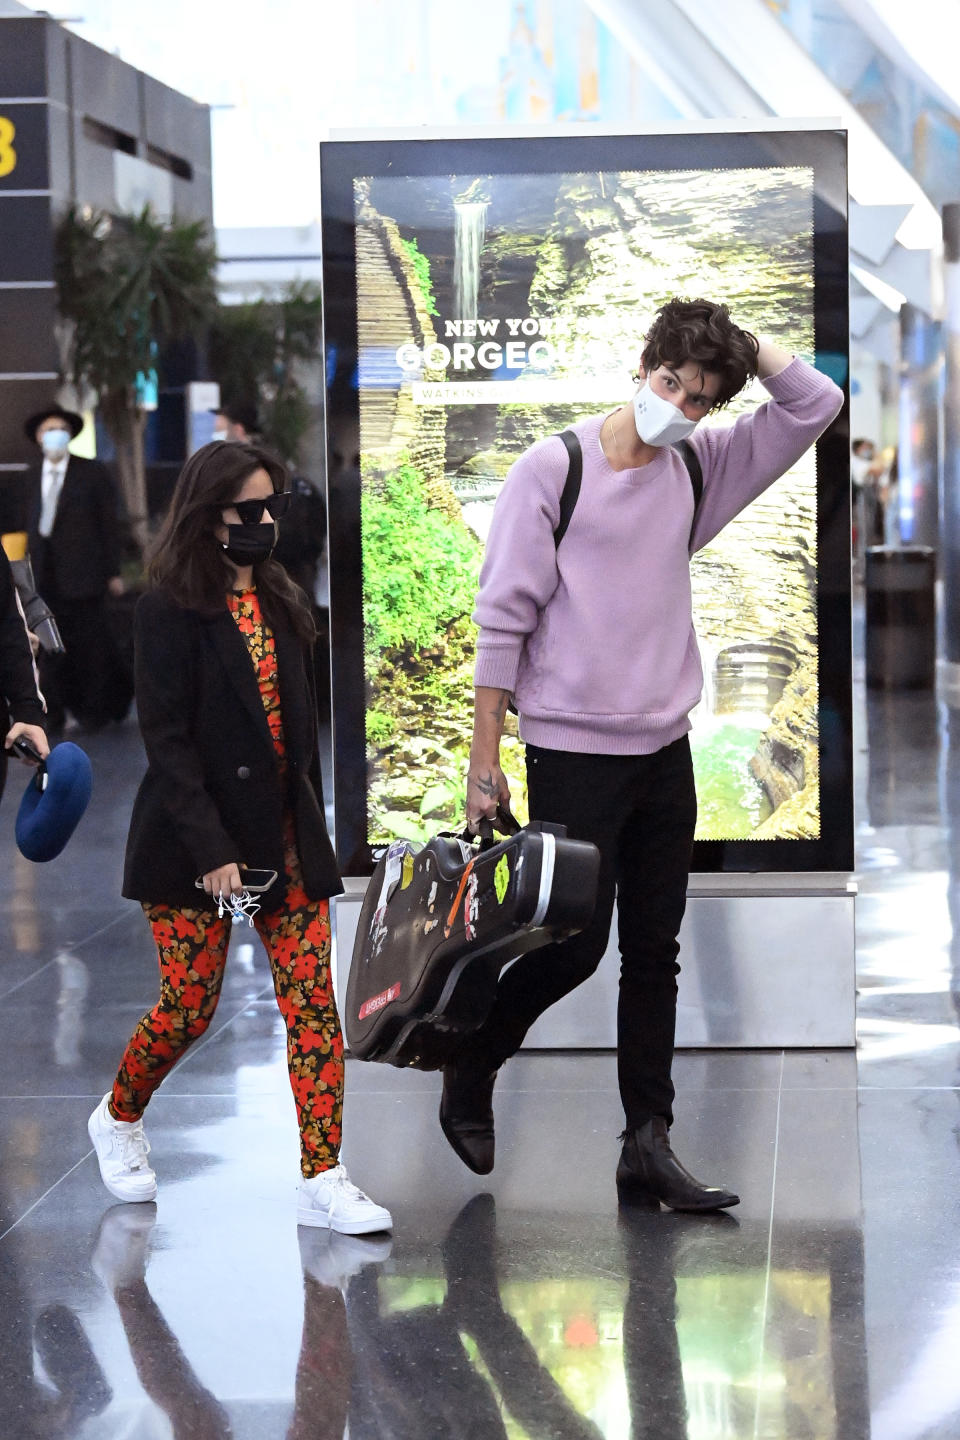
[488,689,510,723]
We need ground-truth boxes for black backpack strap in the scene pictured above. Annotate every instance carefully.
[553,430,582,548]
[675,438,704,541]
[505,431,581,718]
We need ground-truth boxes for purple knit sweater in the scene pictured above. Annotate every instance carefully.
[473,357,843,754]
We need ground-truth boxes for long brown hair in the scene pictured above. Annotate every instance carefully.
[148,441,316,643]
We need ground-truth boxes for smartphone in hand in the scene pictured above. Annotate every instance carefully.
[238,867,278,893]
[194,866,278,895]
[9,736,45,765]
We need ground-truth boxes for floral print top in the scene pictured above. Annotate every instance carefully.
[226,588,286,767]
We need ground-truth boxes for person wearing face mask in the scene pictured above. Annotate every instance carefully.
[87,440,392,1237]
[210,399,259,446]
[20,404,125,731]
[445,297,843,1209]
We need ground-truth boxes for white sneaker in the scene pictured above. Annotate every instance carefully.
[297,1165,392,1235]
[87,1094,157,1203]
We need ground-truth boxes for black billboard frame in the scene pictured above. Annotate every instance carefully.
[319,126,852,877]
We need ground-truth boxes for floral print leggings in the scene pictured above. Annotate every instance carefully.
[110,846,343,1179]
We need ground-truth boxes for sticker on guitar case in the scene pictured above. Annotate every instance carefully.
[444,858,476,938]
[464,870,479,941]
[359,983,402,1020]
[494,853,510,904]
[369,840,410,957]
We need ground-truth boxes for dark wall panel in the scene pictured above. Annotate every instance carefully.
[0,287,59,373]
[0,197,53,281]
[0,17,46,98]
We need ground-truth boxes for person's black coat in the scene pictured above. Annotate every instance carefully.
[272,473,326,597]
[0,547,46,804]
[122,589,342,910]
[24,457,122,600]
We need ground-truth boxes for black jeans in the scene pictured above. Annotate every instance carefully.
[471,735,697,1128]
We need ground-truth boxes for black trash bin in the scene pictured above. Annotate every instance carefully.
[865,545,936,689]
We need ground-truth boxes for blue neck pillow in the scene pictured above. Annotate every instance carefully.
[16,742,93,862]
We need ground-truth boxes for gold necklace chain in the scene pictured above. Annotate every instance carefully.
[607,410,626,466]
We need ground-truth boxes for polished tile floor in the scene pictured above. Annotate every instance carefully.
[0,665,956,1438]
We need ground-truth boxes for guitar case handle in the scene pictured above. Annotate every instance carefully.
[462,803,522,852]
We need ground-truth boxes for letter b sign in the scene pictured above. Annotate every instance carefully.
[0,116,17,178]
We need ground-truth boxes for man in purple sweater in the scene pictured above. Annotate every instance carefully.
[443,297,844,1210]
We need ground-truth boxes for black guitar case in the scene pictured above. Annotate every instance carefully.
[345,812,600,1070]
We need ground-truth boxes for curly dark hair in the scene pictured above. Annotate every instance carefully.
[640,298,759,409]
[147,441,316,644]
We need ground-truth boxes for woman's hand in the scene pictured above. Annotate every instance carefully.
[202,862,243,900]
[4,722,49,763]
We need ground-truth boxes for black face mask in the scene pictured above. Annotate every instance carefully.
[220,521,277,567]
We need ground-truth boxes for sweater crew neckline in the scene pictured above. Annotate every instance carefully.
[589,411,673,483]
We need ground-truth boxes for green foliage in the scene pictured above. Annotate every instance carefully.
[55,205,218,399]
[55,204,219,545]
[378,811,433,844]
[208,280,323,465]
[362,462,480,674]
[206,301,275,420]
[399,237,439,317]
[366,710,398,748]
[419,777,463,818]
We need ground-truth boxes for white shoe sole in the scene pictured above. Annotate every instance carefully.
[296,1204,392,1235]
[87,1112,158,1204]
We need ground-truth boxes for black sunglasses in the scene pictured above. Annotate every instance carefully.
[228,491,292,525]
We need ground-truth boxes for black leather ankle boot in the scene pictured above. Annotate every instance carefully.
[439,1056,498,1174]
[617,1118,740,1212]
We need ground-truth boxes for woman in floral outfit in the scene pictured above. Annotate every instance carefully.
[88,440,391,1235]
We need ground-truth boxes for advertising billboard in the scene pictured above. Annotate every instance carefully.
[320,129,850,875]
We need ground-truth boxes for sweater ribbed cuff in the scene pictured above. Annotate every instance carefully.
[761,355,837,403]
[473,641,522,693]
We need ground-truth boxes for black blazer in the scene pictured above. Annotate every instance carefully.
[122,589,342,910]
[25,457,122,601]
[0,547,46,805]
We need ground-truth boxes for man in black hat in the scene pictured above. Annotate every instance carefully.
[20,404,125,731]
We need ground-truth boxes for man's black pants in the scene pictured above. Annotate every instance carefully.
[471,735,697,1129]
[40,594,117,729]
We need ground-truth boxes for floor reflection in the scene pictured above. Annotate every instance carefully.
[3,670,956,1437]
[0,1179,871,1438]
[341,1197,868,1440]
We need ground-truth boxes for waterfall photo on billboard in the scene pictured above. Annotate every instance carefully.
[353,164,822,849]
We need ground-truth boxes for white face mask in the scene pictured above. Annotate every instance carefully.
[41,428,71,457]
[633,381,699,447]
[212,430,230,444]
